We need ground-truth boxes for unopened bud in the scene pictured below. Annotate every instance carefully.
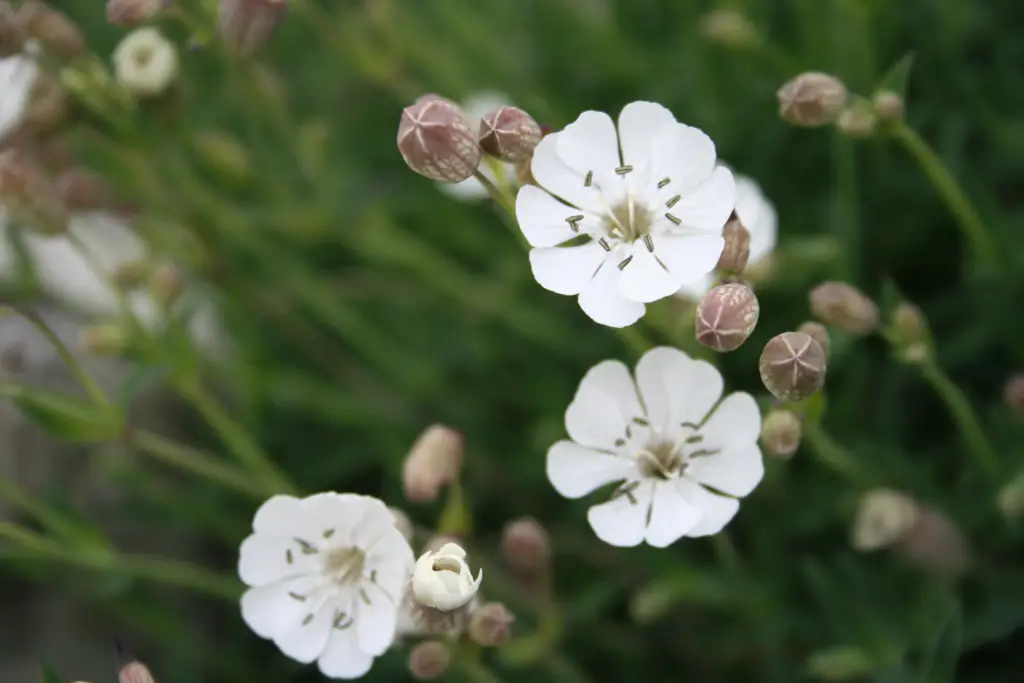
[0,2,25,58]
[715,214,750,274]
[413,542,482,612]
[468,602,514,647]
[837,105,878,138]
[112,259,152,289]
[873,90,905,123]
[56,168,114,211]
[796,321,831,361]
[148,262,184,307]
[113,27,179,98]
[695,283,760,352]
[500,516,550,576]
[479,106,542,163]
[1003,373,1024,419]
[118,660,155,683]
[891,302,931,363]
[760,410,802,459]
[19,2,85,61]
[402,423,464,503]
[700,8,758,48]
[809,281,880,335]
[777,72,847,127]
[21,73,71,141]
[218,0,287,57]
[408,641,451,680]
[0,149,67,235]
[897,505,970,577]
[81,323,128,355]
[107,0,162,27]
[390,506,414,542]
[759,331,827,401]
[398,95,482,183]
[997,471,1024,520]
[851,488,918,551]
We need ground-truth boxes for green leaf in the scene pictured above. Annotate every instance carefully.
[9,386,123,443]
[40,662,62,683]
[876,53,916,97]
[117,364,172,409]
[915,602,962,683]
[806,645,876,681]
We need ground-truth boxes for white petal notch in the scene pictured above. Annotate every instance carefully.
[545,347,764,547]
[515,101,737,327]
[411,542,483,612]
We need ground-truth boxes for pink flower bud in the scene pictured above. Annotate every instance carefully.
[106,0,162,27]
[809,281,880,335]
[408,641,451,680]
[500,516,550,576]
[397,95,482,183]
[468,602,514,647]
[759,331,827,401]
[777,72,847,127]
[479,106,542,162]
[715,214,750,274]
[402,424,464,502]
[695,283,760,352]
[218,0,287,57]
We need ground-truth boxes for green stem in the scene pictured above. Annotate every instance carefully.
[917,359,1000,478]
[802,422,865,483]
[129,429,265,498]
[459,660,507,683]
[617,326,653,358]
[891,123,1000,270]
[0,478,88,542]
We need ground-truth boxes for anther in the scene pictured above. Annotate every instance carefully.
[598,238,611,251]
[302,614,314,626]
[288,592,307,602]
[665,213,681,225]
[658,177,671,188]
[617,256,633,270]
[615,165,634,175]
[666,195,680,208]
[584,171,593,187]
[643,234,654,252]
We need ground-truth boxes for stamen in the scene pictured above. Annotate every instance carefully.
[584,170,593,187]
[288,592,307,602]
[359,588,372,605]
[286,549,294,564]
[369,569,378,583]
[617,256,633,270]
[685,435,703,444]
[302,614,314,626]
[632,416,649,426]
[666,195,680,208]
[614,438,626,447]
[613,480,640,505]
[615,165,634,175]
[333,611,354,630]
[322,528,335,539]
[665,213,681,225]
[566,214,584,233]
[598,238,611,251]
[294,538,318,555]
[688,448,721,458]
[643,234,654,252]
[657,177,671,189]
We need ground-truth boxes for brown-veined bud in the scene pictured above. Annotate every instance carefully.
[106,0,162,27]
[0,2,25,57]
[468,602,514,647]
[398,95,482,183]
[759,331,827,401]
[760,409,802,459]
[55,168,114,211]
[402,424,464,503]
[809,281,880,335]
[500,516,550,577]
[408,641,451,680]
[837,104,878,139]
[479,106,542,163]
[148,262,184,307]
[695,282,760,352]
[1003,373,1024,420]
[873,90,905,122]
[19,2,86,61]
[777,72,847,127]
[715,213,750,274]
[218,0,287,57]
[796,321,831,361]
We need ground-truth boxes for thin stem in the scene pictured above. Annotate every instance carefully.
[129,429,266,498]
[0,478,89,542]
[891,123,1000,270]
[617,325,653,358]
[473,168,530,247]
[802,422,865,483]
[917,359,1000,478]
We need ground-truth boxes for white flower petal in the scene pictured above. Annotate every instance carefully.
[635,348,723,435]
[665,165,736,233]
[616,242,682,303]
[645,479,703,547]
[349,495,399,549]
[586,480,654,547]
[0,54,38,139]
[529,242,605,295]
[531,133,604,212]
[240,575,319,639]
[734,174,778,265]
[701,392,761,446]
[302,492,361,545]
[556,110,620,175]
[356,584,399,655]
[676,273,714,301]
[578,258,646,327]
[365,532,415,589]
[516,184,601,247]
[318,626,375,680]
[650,232,724,286]
[617,101,677,171]
[238,534,317,587]
[274,596,338,664]
[546,440,639,499]
[564,359,644,449]
[650,123,718,199]
[438,174,490,201]
[252,494,307,536]
[679,481,741,537]
[686,443,764,498]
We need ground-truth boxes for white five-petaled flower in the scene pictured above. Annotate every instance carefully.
[438,91,515,202]
[677,169,778,299]
[411,542,482,612]
[516,101,736,327]
[239,493,415,679]
[547,347,764,547]
[112,27,179,97]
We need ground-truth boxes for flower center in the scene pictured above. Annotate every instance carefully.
[605,195,653,243]
[636,439,684,480]
[324,547,366,586]
[432,557,462,573]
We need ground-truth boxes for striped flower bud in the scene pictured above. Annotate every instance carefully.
[759,331,827,401]
[479,106,542,163]
[402,424,464,503]
[218,0,287,56]
[797,321,831,361]
[695,282,760,352]
[777,72,847,127]
[809,281,880,335]
[398,95,482,183]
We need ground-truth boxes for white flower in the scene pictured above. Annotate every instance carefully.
[677,169,778,300]
[239,493,415,679]
[438,91,515,202]
[515,101,735,327]
[547,347,764,547]
[411,542,482,612]
[113,27,178,97]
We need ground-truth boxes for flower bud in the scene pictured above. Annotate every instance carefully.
[56,168,114,211]
[81,322,128,356]
[0,148,67,235]
[113,27,179,98]
[402,423,464,503]
[19,2,86,61]
[700,9,758,48]
[0,2,25,58]
[118,660,155,683]
[777,72,847,127]
[796,321,831,361]
[390,506,414,542]
[695,283,760,352]
[891,302,931,363]
[851,488,918,551]
[20,73,71,141]
[897,505,970,577]
[760,410,802,459]
[468,602,514,647]
[500,516,550,576]
[412,542,482,612]
[715,214,750,274]
[997,471,1024,520]
[873,90,905,122]
[408,641,451,680]
[479,106,542,163]
[837,105,878,139]
[149,262,184,307]
[398,95,482,183]
[809,281,880,335]
[107,0,162,26]
[1003,373,1024,419]
[218,0,287,57]
[759,331,827,401]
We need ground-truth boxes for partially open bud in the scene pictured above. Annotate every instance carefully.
[390,506,414,542]
[81,322,128,355]
[695,283,760,352]
[777,72,847,127]
[0,2,25,58]
[797,321,831,361]
[408,641,451,680]
[998,471,1024,520]
[149,262,184,308]
[113,27,179,98]
[759,331,827,401]
[809,281,880,335]
[715,214,750,274]
[468,602,514,647]
[500,516,550,576]
[218,0,287,57]
[398,95,482,183]
[479,106,542,163]
[19,2,86,61]
[700,8,758,48]
[760,410,802,459]
[402,423,464,503]
[412,542,482,612]
[873,90,905,123]
[837,104,878,139]
[107,0,162,27]
[1003,373,1024,419]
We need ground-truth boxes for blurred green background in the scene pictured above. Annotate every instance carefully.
[3,0,1024,682]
